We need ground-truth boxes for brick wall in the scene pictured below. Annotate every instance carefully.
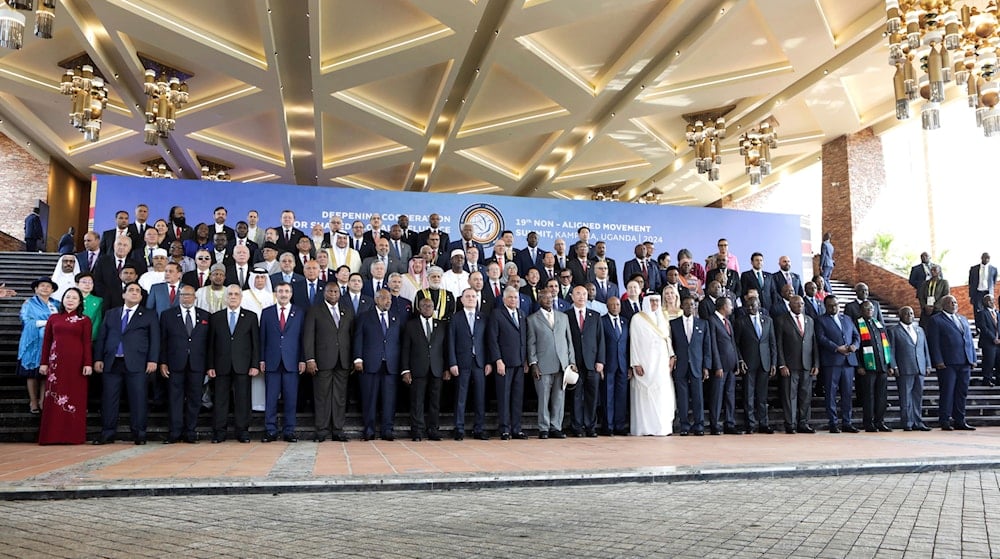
[0,133,49,242]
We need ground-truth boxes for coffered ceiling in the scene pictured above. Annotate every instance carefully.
[0,0,898,205]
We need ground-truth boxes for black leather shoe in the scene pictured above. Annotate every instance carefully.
[381,433,395,441]
[238,435,251,443]
[363,433,376,441]
[549,430,566,439]
[710,428,721,435]
[585,430,598,438]
[211,437,224,444]
[162,438,178,444]
[538,431,549,439]
[692,430,704,436]
[865,425,878,433]
[723,426,743,435]
[903,426,913,432]
[428,432,442,441]
[797,425,815,434]
[916,424,932,432]
[955,422,977,431]
[453,432,465,441]
[134,438,146,446]
[679,430,690,436]
[411,436,423,442]
[283,434,298,443]
[314,435,328,443]
[92,438,114,445]
[500,432,511,440]
[333,434,350,442]
[262,432,279,443]
[828,425,841,433]
[613,429,630,436]
[941,423,954,431]
[184,436,198,444]
[512,431,529,439]
[877,423,893,432]
[758,425,775,434]
[842,424,860,433]
[784,427,796,434]
[474,432,489,441]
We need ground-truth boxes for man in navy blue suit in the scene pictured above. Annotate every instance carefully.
[259,282,306,442]
[706,297,742,435]
[158,285,210,443]
[815,295,861,433]
[292,261,325,308]
[566,286,606,437]
[514,231,545,277]
[93,282,160,445]
[449,288,492,440]
[487,286,528,440]
[146,262,184,317]
[353,288,404,440]
[622,244,660,294]
[601,296,630,436]
[671,295,712,436]
[771,255,803,300]
[975,294,1000,386]
[927,295,978,430]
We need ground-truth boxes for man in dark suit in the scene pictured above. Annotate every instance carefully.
[622,244,660,294]
[303,283,354,442]
[206,286,260,443]
[733,296,776,434]
[146,263,184,317]
[361,213,387,248]
[164,206,193,245]
[888,306,933,431]
[566,286,606,437]
[93,236,146,299]
[353,289,405,440]
[853,300,893,432]
[224,245,254,290]
[620,280,643,322]
[93,282,160,445]
[801,281,823,321]
[591,241,618,287]
[448,222,485,257]
[158,285,209,443]
[182,250,214,289]
[24,206,44,252]
[101,265,147,313]
[670,295,712,436]
[229,222,263,265]
[815,294,861,433]
[259,282,306,442]
[76,231,101,273]
[344,273,373,315]
[292,261,325,308]
[415,267,456,321]
[842,283,885,324]
[707,297,742,435]
[514,231,545,277]
[740,252,774,312]
[698,281,725,320]
[976,294,1000,386]
[348,220,375,260]
[566,241,593,287]
[208,206,236,245]
[969,252,998,312]
[487,286,528,440]
[361,238,406,279]
[99,210,132,255]
[270,252,305,288]
[710,259,742,301]
[401,297,448,441]
[590,260,619,304]
[908,252,933,295]
[397,214,419,254]
[771,255,803,300]
[415,213,450,257]
[273,209,306,255]
[927,295,978,431]
[917,264,950,328]
[449,288,492,440]
[774,295,819,434]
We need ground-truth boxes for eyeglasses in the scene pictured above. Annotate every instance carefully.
[560,275,572,279]
[196,256,211,261]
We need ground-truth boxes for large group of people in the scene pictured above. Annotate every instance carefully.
[15,203,988,445]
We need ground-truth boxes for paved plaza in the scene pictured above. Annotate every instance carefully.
[2,470,999,558]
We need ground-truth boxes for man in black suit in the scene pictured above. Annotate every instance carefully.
[620,280,643,321]
[93,236,146,299]
[711,258,742,301]
[353,289,405,440]
[670,295,712,436]
[449,288,492,440]
[362,213,387,248]
[182,250,214,289]
[976,294,1000,386]
[908,252,933,295]
[487,286,528,440]
[774,295,820,434]
[349,220,375,260]
[414,267,456,321]
[514,231,545,277]
[304,283,354,442]
[206,286,260,443]
[158,285,210,443]
[622,244,660,294]
[273,209,307,255]
[130,203,151,241]
[733,296,776,434]
[401,297,448,441]
[99,210,132,255]
[397,214,420,254]
[164,205,193,245]
[224,245,253,290]
[93,282,160,445]
[707,296,742,435]
[740,252,774,312]
[448,222,485,257]
[209,232,233,268]
[415,213,450,257]
[292,261,325,307]
[344,273,373,315]
[76,230,101,273]
[537,251,559,285]
[698,281,725,320]
[842,282,885,324]
[801,281,824,321]
[591,241,618,287]
[209,206,236,245]
[601,296,630,435]
[229,221,263,264]
[854,300,893,432]
[566,285,606,437]
[771,255,803,300]
[565,241,593,287]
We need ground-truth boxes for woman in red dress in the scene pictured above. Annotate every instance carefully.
[38,287,93,445]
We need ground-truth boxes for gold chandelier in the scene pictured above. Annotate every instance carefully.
[198,157,232,182]
[739,120,778,186]
[888,0,1000,135]
[686,117,726,182]
[142,67,189,145]
[59,64,108,143]
[0,0,55,50]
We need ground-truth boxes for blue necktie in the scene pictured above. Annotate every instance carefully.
[229,311,236,334]
[116,308,131,356]
[753,315,761,337]
[380,312,388,333]
[309,282,316,302]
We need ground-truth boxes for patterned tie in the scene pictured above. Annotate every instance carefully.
[184,309,194,335]
[279,306,286,331]
[88,251,95,270]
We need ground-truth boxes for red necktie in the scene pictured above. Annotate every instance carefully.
[199,271,204,286]
[279,307,286,330]
[724,317,732,335]
[494,283,500,297]
[116,259,123,274]
[578,310,585,329]
[176,227,182,239]
[321,270,327,282]
[640,261,647,279]
[169,284,176,305]
[796,314,804,335]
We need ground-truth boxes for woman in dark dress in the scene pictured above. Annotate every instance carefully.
[38,287,93,445]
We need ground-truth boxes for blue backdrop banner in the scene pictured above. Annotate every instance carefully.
[91,175,805,279]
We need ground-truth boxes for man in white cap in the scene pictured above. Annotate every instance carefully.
[139,248,169,291]
[442,249,470,298]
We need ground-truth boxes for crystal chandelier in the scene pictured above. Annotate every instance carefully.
[59,65,108,143]
[142,68,189,145]
[141,158,174,179]
[0,0,55,50]
[739,120,778,186]
[686,117,726,181]
[888,0,1000,136]
[199,158,232,182]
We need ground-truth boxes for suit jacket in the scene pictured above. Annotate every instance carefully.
[566,306,606,370]
[303,300,354,370]
[802,296,823,322]
[353,307,405,374]
[269,271,306,290]
[713,268,742,298]
[292,279,326,308]
[209,224,237,245]
[843,299,885,325]
[622,258,660,293]
[814,313,861,368]
[774,313,818,371]
[969,264,999,297]
[76,249,101,274]
[348,236,374,260]
[399,228,420,254]
[976,307,1000,349]
[224,264,253,290]
[565,258,592,287]
[520,284,542,308]
[591,280,619,304]
[95,305,160,372]
[182,268,214,290]
[448,308,489,370]
[927,312,977,367]
[707,313,741,373]
[207,307,260,374]
[820,240,835,270]
[771,269,804,299]
[344,291,374,315]
[273,226,307,255]
[400,315,448,378]
[527,309,575,374]
[99,228,133,256]
[917,278,950,312]
[487,305,527,367]
[415,229,450,255]
[361,255,406,279]
[670,315,712,377]
[592,257,618,287]
[739,269,774,311]
[888,323,931,375]
[733,312,777,371]
[387,238,412,263]
[414,288,456,319]
[620,297,643,322]
[515,247,546,277]
[92,253,147,299]
[601,313,630,376]
[159,306,210,372]
[259,304,305,372]
[228,239,263,264]
[146,282,183,316]
[909,262,932,291]
[164,223,193,245]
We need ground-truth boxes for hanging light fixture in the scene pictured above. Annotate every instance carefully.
[198,157,232,182]
[0,0,54,49]
[59,64,108,143]
[686,117,726,181]
[141,158,174,179]
[739,120,778,186]
[887,0,1000,136]
[140,57,191,146]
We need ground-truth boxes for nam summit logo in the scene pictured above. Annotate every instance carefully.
[460,203,504,248]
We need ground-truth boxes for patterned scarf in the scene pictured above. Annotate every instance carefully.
[857,318,890,370]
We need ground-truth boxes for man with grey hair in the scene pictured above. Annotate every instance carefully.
[887,305,932,431]
[527,291,574,439]
[415,266,455,321]
[226,244,252,290]
[487,286,529,440]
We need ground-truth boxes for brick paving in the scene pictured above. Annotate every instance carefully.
[2,471,1000,558]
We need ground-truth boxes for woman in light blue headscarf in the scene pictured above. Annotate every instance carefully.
[18,277,60,414]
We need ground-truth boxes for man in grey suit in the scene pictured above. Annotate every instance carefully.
[303,283,354,442]
[774,296,819,434]
[887,306,932,431]
[527,291,575,439]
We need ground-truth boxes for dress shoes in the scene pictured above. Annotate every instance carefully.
[902,426,913,432]
[474,432,489,441]
[679,430,690,436]
[864,425,878,433]
[941,423,954,431]
[710,428,722,435]
[538,431,549,439]
[162,438,179,444]
[363,433,377,441]
[428,432,442,441]
[841,424,860,433]
[333,434,350,442]
[411,436,423,442]
[92,437,115,445]
[877,424,893,432]
[955,422,977,431]
[314,435,328,443]
[758,425,775,434]
[512,432,529,440]
[453,432,465,441]
[692,430,705,436]
[916,424,932,432]
[262,432,279,443]
[238,435,251,443]
[283,434,298,443]
[613,429,630,436]
[549,430,566,439]
[828,425,841,434]
[585,430,598,438]
[500,432,511,440]
[723,426,743,435]
[381,433,395,441]
[134,438,147,446]
[184,435,198,444]
[211,436,225,444]
[797,425,815,434]
[784,427,796,434]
